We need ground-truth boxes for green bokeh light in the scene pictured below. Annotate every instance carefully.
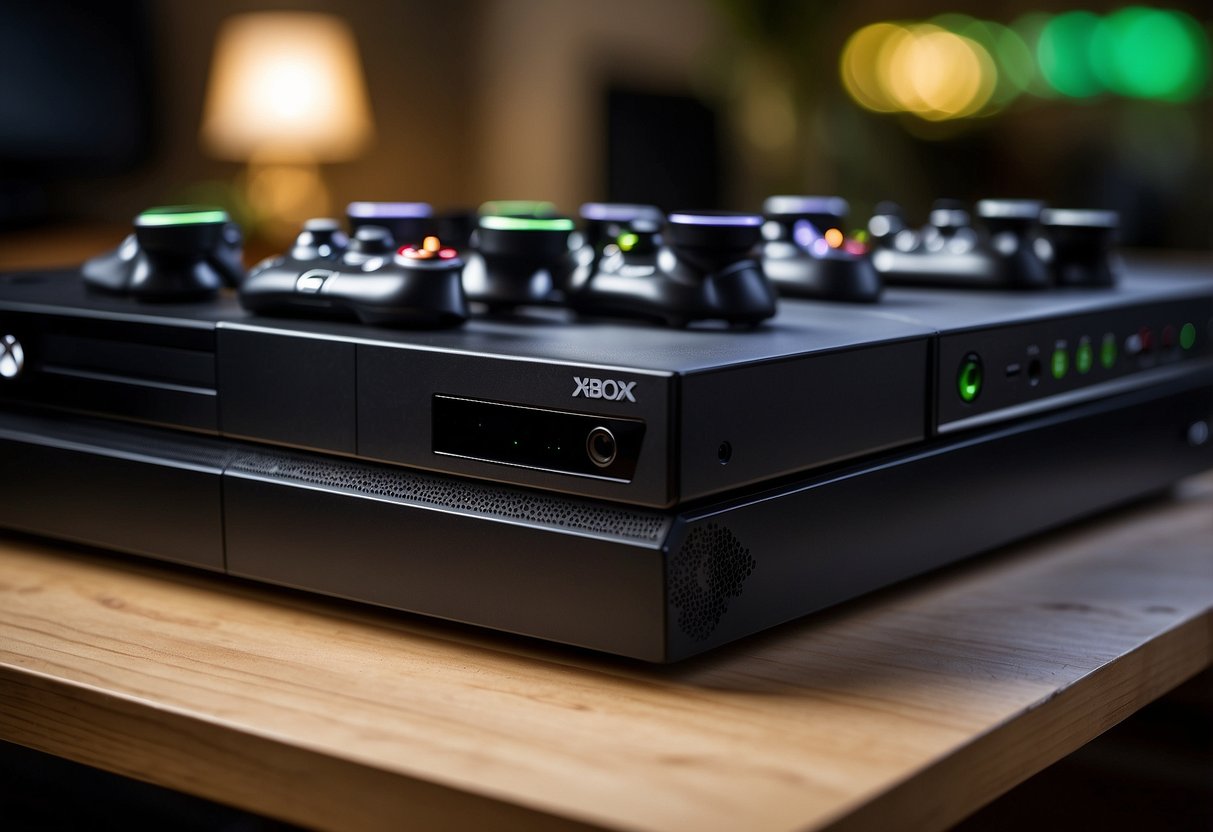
[1038,11,1105,97]
[1091,8,1208,101]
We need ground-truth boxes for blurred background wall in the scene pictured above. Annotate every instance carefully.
[0,0,1209,248]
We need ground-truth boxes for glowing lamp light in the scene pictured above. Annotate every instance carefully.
[202,12,374,162]
[200,12,375,240]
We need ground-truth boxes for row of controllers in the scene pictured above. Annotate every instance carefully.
[81,198,1119,328]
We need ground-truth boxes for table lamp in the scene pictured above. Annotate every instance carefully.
[200,12,374,240]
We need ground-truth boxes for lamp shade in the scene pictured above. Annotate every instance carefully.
[201,12,374,162]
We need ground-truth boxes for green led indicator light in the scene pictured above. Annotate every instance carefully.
[136,205,228,226]
[1100,333,1117,368]
[1075,338,1093,374]
[957,354,983,403]
[1179,323,1196,351]
[617,232,639,252]
[479,215,575,232]
[1051,345,1069,379]
[479,200,558,218]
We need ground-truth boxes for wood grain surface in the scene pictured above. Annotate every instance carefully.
[1,474,1211,832]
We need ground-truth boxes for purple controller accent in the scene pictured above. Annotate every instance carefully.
[580,203,663,223]
[793,219,823,248]
[764,195,849,218]
[667,212,763,227]
[347,201,434,219]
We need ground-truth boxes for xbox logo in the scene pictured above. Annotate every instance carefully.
[0,334,24,380]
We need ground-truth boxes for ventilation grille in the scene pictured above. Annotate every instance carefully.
[229,450,671,543]
[670,522,755,641]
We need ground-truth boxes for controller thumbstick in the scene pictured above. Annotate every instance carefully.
[463,211,578,309]
[344,226,396,265]
[580,203,664,250]
[292,218,349,261]
[763,195,850,239]
[83,205,235,301]
[666,211,763,252]
[1041,209,1120,288]
[347,202,433,248]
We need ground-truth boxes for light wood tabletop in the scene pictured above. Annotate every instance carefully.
[1,473,1211,832]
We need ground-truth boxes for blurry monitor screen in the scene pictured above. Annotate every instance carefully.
[0,1,153,177]
[607,87,722,211]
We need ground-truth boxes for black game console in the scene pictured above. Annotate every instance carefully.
[1,200,1210,661]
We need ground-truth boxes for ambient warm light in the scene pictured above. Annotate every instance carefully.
[201,12,373,161]
[843,22,997,121]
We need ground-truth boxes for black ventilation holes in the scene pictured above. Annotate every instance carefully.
[669,522,754,641]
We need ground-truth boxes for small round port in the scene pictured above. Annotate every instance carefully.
[1027,357,1042,386]
[586,426,617,468]
[717,441,733,465]
[957,353,983,403]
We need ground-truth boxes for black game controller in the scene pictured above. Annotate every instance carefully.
[569,211,777,327]
[240,224,468,328]
[872,199,1052,289]
[761,195,882,303]
[871,199,1052,290]
[461,203,583,310]
[83,205,245,301]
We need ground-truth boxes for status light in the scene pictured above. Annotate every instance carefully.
[1100,333,1118,368]
[618,232,640,252]
[1075,338,1093,374]
[1051,345,1069,379]
[957,354,983,403]
[1180,323,1197,350]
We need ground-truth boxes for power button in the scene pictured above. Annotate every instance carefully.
[0,334,23,380]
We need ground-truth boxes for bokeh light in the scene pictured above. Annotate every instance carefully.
[1091,7,1209,101]
[1037,11,1105,97]
[841,22,997,120]
[840,23,905,113]
[842,9,1211,119]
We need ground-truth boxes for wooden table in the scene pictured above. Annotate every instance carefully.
[1,472,1211,832]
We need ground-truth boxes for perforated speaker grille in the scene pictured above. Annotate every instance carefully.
[669,522,755,641]
[229,450,671,543]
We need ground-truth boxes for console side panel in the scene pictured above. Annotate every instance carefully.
[665,376,1213,660]
[678,339,928,501]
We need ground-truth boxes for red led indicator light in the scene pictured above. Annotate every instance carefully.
[1138,327,1153,353]
[1160,325,1176,350]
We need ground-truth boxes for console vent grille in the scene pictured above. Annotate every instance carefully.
[670,522,755,641]
[229,450,671,544]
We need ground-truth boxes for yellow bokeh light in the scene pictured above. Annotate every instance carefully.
[842,20,1000,121]
[841,23,907,112]
[824,228,845,248]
